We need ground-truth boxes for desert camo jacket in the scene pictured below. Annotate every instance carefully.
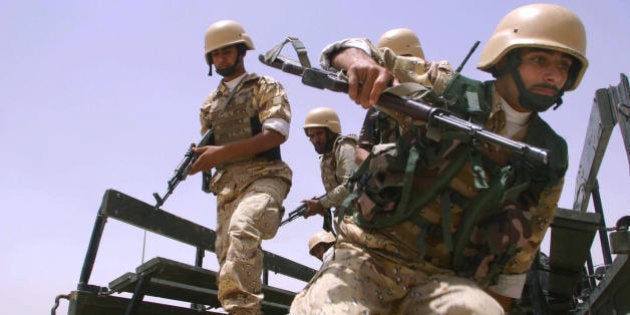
[319,135,358,209]
[199,73,292,196]
[321,38,565,296]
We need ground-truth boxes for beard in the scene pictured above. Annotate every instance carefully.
[314,136,335,154]
[216,64,238,77]
[215,56,242,77]
[518,83,564,112]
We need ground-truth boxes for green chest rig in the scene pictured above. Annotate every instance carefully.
[339,74,568,283]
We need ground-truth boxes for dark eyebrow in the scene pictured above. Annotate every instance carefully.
[523,48,575,63]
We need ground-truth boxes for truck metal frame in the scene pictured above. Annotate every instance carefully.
[56,189,316,314]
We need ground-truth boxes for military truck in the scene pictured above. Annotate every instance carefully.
[52,74,630,315]
[513,73,630,314]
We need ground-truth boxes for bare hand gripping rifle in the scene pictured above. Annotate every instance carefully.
[281,194,334,233]
[258,38,548,165]
[153,128,214,209]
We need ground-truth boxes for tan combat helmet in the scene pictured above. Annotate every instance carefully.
[308,230,335,256]
[303,107,342,135]
[204,20,255,66]
[477,3,588,91]
[377,28,424,59]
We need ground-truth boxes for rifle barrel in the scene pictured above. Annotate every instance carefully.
[153,128,215,209]
[259,54,548,165]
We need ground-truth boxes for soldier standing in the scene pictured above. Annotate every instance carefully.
[290,3,587,314]
[301,107,358,225]
[188,20,292,315]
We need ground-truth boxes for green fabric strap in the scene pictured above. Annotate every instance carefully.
[396,145,420,218]
[469,140,489,189]
[480,244,519,287]
[337,151,376,231]
[451,165,513,270]
[413,217,429,260]
[354,145,470,230]
[440,191,453,252]
[407,146,470,212]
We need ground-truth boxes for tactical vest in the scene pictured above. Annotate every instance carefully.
[340,74,568,282]
[207,75,281,165]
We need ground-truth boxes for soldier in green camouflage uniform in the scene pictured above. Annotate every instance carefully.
[188,20,292,315]
[301,107,357,222]
[356,28,424,164]
[291,4,588,314]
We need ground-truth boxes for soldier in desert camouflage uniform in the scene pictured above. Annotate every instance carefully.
[188,20,292,315]
[301,107,357,224]
[308,230,336,264]
[291,4,588,314]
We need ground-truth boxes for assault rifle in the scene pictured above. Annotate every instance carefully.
[281,194,333,232]
[259,54,549,165]
[153,128,214,209]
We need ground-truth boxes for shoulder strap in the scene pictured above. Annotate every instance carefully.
[441,73,494,125]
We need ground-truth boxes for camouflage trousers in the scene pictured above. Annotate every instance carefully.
[290,242,504,315]
[215,177,289,315]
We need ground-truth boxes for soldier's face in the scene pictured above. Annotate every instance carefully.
[497,48,574,112]
[310,243,326,261]
[518,49,573,102]
[517,49,572,98]
[211,46,238,70]
[306,127,329,153]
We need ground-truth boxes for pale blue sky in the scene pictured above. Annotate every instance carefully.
[1,1,629,314]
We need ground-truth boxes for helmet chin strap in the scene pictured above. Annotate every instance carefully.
[505,54,565,112]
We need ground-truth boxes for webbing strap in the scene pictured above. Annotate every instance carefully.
[397,145,420,217]
[262,36,311,68]
[336,152,375,232]
[451,165,513,270]
[354,145,471,230]
[413,217,429,260]
[469,140,489,189]
[440,192,453,252]
[407,146,470,211]
[480,244,519,286]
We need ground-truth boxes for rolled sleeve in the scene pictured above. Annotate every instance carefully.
[320,38,381,70]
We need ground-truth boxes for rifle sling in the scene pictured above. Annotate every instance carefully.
[262,37,311,69]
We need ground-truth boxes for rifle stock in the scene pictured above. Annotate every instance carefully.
[259,54,548,165]
[153,128,214,209]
